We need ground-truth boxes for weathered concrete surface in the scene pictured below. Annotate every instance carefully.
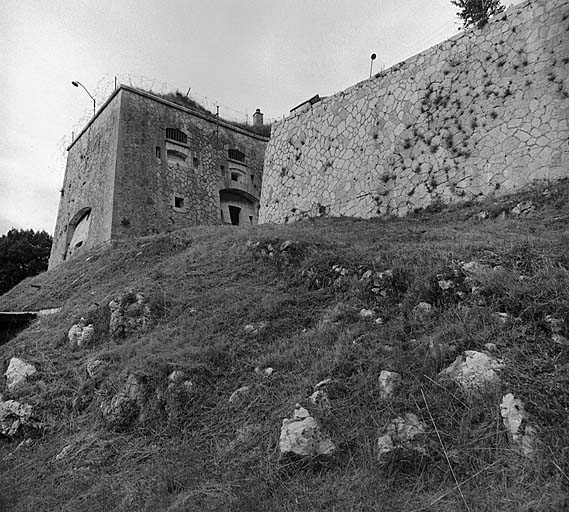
[260,0,569,223]
[50,86,268,268]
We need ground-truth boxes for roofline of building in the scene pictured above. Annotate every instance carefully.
[67,84,269,151]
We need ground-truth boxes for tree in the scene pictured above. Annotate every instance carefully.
[451,0,505,29]
[0,229,52,296]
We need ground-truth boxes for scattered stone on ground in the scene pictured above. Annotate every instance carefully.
[243,322,267,335]
[5,357,37,392]
[484,343,498,352]
[377,413,428,462]
[55,444,73,461]
[279,404,335,457]
[500,393,537,459]
[494,312,510,324]
[100,374,146,428]
[86,358,107,379]
[68,319,95,348]
[228,386,251,406]
[0,400,40,437]
[109,292,152,339]
[359,308,375,320]
[439,350,502,393]
[413,302,433,317]
[378,370,401,399]
[510,201,536,217]
[255,366,274,377]
[438,279,454,290]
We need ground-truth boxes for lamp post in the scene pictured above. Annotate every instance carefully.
[369,53,377,78]
[71,81,96,116]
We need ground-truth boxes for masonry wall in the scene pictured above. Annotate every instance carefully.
[49,93,121,269]
[112,88,266,238]
[260,0,569,223]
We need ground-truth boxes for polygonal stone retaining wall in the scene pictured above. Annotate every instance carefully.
[260,0,569,222]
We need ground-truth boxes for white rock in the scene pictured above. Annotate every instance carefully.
[5,357,37,392]
[359,308,375,319]
[0,400,36,437]
[378,370,402,399]
[500,393,537,458]
[279,404,335,457]
[377,413,427,462]
[361,270,373,280]
[229,386,251,405]
[413,302,433,315]
[264,367,274,377]
[494,312,510,324]
[55,444,73,461]
[439,350,502,393]
[68,319,95,348]
[484,342,498,352]
[438,279,454,290]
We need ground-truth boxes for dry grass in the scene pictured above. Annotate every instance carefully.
[1,180,568,511]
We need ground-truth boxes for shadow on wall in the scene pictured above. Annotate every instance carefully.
[65,207,92,260]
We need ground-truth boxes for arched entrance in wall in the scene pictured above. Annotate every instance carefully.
[65,207,92,260]
[219,191,257,226]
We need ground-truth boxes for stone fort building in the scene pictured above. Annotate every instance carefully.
[49,86,268,268]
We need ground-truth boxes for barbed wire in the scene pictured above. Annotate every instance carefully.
[69,73,279,136]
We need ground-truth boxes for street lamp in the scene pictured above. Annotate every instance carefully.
[369,53,377,78]
[71,81,96,116]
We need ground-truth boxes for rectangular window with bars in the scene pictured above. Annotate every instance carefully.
[166,128,187,145]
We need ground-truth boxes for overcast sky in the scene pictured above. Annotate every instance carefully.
[1,0,523,236]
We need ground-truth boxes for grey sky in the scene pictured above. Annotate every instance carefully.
[1,0,522,235]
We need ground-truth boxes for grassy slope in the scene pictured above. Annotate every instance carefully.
[1,182,569,512]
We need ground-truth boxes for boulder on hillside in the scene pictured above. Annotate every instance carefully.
[68,319,95,348]
[439,350,502,394]
[0,400,40,437]
[377,413,428,463]
[100,374,147,428]
[500,393,537,459]
[5,357,37,392]
[279,404,335,457]
[108,292,152,339]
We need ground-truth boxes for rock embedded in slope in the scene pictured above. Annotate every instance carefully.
[377,413,428,462]
[5,357,37,392]
[500,393,537,459]
[0,400,40,437]
[68,319,95,348]
[378,370,402,399]
[108,292,152,339]
[439,350,502,394]
[100,374,147,428]
[279,405,335,457]
[229,386,251,406]
[86,358,107,379]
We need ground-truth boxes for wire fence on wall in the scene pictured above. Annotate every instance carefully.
[70,73,278,138]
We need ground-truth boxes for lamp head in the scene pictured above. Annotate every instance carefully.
[71,81,79,87]
[371,53,377,61]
